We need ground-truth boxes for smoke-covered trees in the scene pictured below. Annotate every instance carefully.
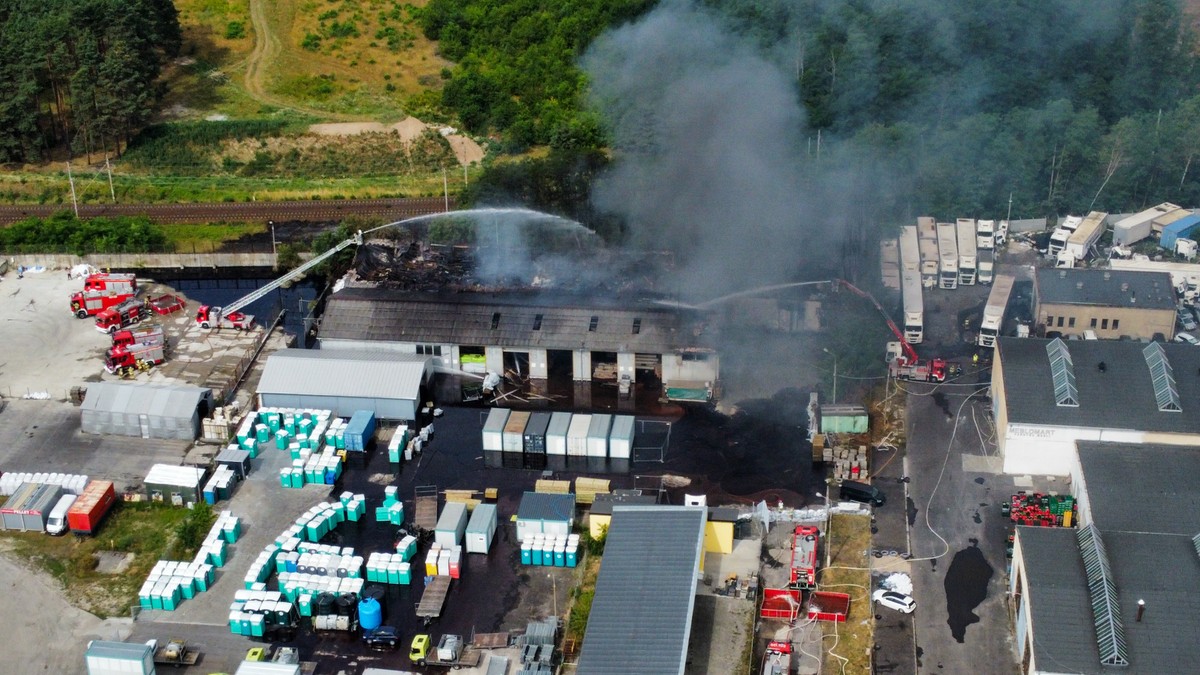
[0,0,181,163]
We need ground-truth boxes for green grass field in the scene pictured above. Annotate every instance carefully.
[820,514,874,674]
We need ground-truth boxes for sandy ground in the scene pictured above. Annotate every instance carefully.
[308,118,485,166]
[0,550,133,675]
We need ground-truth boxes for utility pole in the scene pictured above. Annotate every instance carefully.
[269,220,276,256]
[1006,192,1013,224]
[442,168,450,212]
[66,160,79,217]
[463,163,468,188]
[104,155,116,203]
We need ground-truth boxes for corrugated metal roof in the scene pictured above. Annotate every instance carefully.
[85,640,153,661]
[996,337,1200,432]
[577,506,706,675]
[466,503,497,534]
[318,288,716,354]
[80,382,209,419]
[516,492,575,522]
[144,464,206,488]
[258,349,429,400]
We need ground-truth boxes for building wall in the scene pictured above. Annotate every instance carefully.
[589,513,611,539]
[704,520,734,554]
[1010,532,1037,674]
[259,393,416,421]
[1035,302,1174,340]
[1001,424,1200,475]
[992,348,1010,458]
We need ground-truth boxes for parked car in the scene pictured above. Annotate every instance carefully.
[1179,310,1197,331]
[1175,332,1200,346]
[872,589,917,614]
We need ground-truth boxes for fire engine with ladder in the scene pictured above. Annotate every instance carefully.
[832,280,951,382]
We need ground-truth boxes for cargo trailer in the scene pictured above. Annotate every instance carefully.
[0,482,65,532]
[546,413,570,456]
[1112,202,1181,246]
[607,415,635,460]
[523,412,551,454]
[936,222,958,289]
[85,640,156,675]
[434,502,469,548]
[343,410,376,452]
[566,414,591,456]
[503,410,530,453]
[465,503,498,554]
[1064,211,1108,260]
[586,414,613,458]
[956,218,977,285]
[68,480,117,535]
[481,408,509,452]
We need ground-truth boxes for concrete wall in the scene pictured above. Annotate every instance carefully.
[8,252,287,270]
[1036,302,1174,340]
[259,392,416,421]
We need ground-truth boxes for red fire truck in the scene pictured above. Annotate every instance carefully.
[105,342,167,375]
[82,273,137,295]
[70,289,137,319]
[112,324,165,349]
[789,525,820,589]
[94,298,148,333]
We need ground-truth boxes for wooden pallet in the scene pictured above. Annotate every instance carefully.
[472,632,512,649]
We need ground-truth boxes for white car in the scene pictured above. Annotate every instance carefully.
[872,589,916,614]
[1175,332,1200,346]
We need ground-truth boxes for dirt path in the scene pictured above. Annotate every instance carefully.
[243,0,359,120]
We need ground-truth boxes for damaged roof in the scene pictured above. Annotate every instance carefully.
[319,288,716,353]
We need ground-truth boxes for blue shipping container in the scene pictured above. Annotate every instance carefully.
[343,410,376,452]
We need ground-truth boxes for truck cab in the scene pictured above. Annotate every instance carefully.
[409,634,431,664]
[196,305,254,330]
[95,299,146,333]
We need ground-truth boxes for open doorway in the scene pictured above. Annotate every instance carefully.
[635,353,662,391]
[591,351,618,380]
[459,346,486,374]
[503,351,530,381]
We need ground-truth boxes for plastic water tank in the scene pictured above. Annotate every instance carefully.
[358,597,382,630]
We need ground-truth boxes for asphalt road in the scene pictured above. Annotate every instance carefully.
[0,196,454,225]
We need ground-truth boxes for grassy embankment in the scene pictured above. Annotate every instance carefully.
[0,501,216,618]
[820,513,874,674]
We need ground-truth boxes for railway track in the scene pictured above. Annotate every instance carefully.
[0,197,456,225]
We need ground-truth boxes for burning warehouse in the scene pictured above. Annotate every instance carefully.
[316,288,720,403]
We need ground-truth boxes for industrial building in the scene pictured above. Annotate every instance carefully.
[1010,442,1200,674]
[991,337,1200,475]
[80,382,213,441]
[577,505,707,675]
[317,288,721,402]
[1033,268,1175,340]
[256,349,430,421]
[588,494,736,554]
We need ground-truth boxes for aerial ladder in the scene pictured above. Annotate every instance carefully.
[196,230,363,329]
[831,279,950,382]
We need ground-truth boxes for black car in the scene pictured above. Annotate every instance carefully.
[363,626,401,651]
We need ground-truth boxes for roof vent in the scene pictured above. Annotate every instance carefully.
[1098,361,1106,372]
[1060,270,1068,278]
[1104,271,1111,281]
[1077,281,1084,290]
[1121,283,1129,292]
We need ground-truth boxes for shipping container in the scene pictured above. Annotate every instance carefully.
[434,502,469,548]
[523,412,551,454]
[607,415,635,460]
[68,480,117,535]
[586,414,613,458]
[481,408,509,452]
[216,448,252,480]
[0,482,65,532]
[566,414,591,457]
[85,640,155,675]
[546,412,571,456]
[465,503,498,554]
[503,410,531,453]
[343,410,376,452]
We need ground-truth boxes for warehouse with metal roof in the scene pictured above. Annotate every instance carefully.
[317,288,721,403]
[1011,442,1200,674]
[256,349,429,420]
[991,337,1200,474]
[1033,268,1176,340]
[80,382,213,440]
[577,505,707,675]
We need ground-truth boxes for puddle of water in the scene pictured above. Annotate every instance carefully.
[943,544,994,643]
[907,497,918,527]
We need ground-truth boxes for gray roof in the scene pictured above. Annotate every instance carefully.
[516,492,575,522]
[996,337,1200,433]
[85,640,153,661]
[1017,441,1200,674]
[1076,442,1200,535]
[1016,527,1100,673]
[1035,268,1175,310]
[80,382,209,420]
[577,506,707,675]
[258,349,428,400]
[319,288,716,354]
[589,493,657,515]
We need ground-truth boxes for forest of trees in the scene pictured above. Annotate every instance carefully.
[436,0,1200,222]
[0,0,181,164]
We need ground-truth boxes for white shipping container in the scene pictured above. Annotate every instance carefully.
[586,414,612,458]
[608,415,635,460]
[434,502,468,547]
[481,408,509,452]
[546,412,571,456]
[566,415,591,456]
[465,503,498,554]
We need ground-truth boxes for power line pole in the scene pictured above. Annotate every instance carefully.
[104,155,116,203]
[442,168,450,212]
[66,160,79,217]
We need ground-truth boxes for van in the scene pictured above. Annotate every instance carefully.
[839,480,885,507]
[45,494,79,536]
